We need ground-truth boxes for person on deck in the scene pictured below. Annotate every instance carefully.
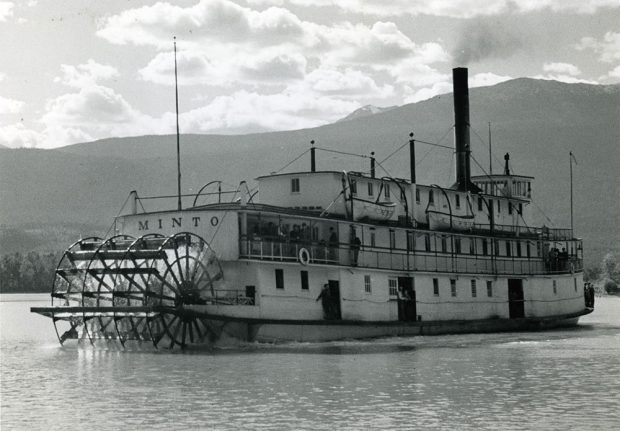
[328,227,338,261]
[316,284,332,319]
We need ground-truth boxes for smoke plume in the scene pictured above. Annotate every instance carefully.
[452,20,523,65]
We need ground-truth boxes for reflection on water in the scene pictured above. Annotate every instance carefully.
[1,294,619,430]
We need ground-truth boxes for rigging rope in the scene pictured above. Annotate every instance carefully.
[274,149,310,174]
[315,147,370,158]
[379,125,455,165]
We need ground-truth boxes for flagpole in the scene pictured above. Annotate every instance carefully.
[174,37,182,211]
[569,151,574,234]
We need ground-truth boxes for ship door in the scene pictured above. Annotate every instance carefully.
[508,279,525,319]
[328,280,342,320]
[397,277,416,321]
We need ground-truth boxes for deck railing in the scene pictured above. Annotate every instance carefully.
[239,237,582,276]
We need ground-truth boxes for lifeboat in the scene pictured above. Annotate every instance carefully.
[352,198,396,221]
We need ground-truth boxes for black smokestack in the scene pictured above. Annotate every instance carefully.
[453,67,471,192]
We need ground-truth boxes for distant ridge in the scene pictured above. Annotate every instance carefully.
[1,77,619,265]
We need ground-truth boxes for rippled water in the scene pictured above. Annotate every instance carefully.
[1,294,619,430]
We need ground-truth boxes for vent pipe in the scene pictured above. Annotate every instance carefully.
[453,67,472,192]
[310,140,316,172]
[409,132,416,183]
[370,151,376,178]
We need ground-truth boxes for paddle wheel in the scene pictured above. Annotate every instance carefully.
[41,232,224,349]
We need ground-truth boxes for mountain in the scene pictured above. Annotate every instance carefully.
[336,104,397,123]
[1,78,619,266]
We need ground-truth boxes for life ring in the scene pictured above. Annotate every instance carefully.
[298,248,310,265]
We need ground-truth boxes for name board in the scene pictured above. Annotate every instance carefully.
[135,216,219,231]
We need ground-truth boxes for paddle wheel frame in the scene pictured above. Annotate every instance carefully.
[37,232,224,349]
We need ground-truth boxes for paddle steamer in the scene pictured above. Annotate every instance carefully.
[32,68,594,348]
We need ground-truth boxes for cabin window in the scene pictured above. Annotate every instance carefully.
[506,241,511,257]
[433,278,439,296]
[455,238,462,254]
[416,189,420,203]
[495,240,500,256]
[497,200,501,213]
[441,236,447,253]
[368,182,374,196]
[518,203,523,214]
[389,229,396,249]
[455,194,461,208]
[508,202,513,215]
[300,270,309,290]
[350,179,357,194]
[406,231,414,252]
[478,196,483,211]
[486,280,493,297]
[389,278,398,297]
[471,280,477,298]
[469,239,475,255]
[574,278,578,292]
[384,184,390,198]
[526,242,531,258]
[516,242,522,257]
[450,279,457,297]
[364,275,372,293]
[291,178,300,193]
[424,234,431,252]
[482,239,488,256]
[553,280,557,295]
[275,269,284,289]
[370,231,376,247]
[428,190,434,205]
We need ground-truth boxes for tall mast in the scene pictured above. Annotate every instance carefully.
[174,37,182,211]
[570,151,576,234]
[488,122,492,175]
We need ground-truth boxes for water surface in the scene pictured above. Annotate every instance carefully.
[1,294,619,430]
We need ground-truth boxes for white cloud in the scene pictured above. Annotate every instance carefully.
[98,1,446,72]
[96,0,306,49]
[577,32,620,63]
[179,89,359,133]
[469,72,513,87]
[54,59,119,88]
[543,62,581,76]
[297,67,393,99]
[0,123,42,148]
[247,0,620,18]
[530,74,598,84]
[0,2,13,21]
[389,62,448,87]
[139,49,307,86]
[607,65,620,80]
[0,95,25,114]
[403,81,452,104]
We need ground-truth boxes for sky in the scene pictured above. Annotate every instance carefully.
[0,0,618,149]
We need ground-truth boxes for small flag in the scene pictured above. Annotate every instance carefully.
[570,151,578,165]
